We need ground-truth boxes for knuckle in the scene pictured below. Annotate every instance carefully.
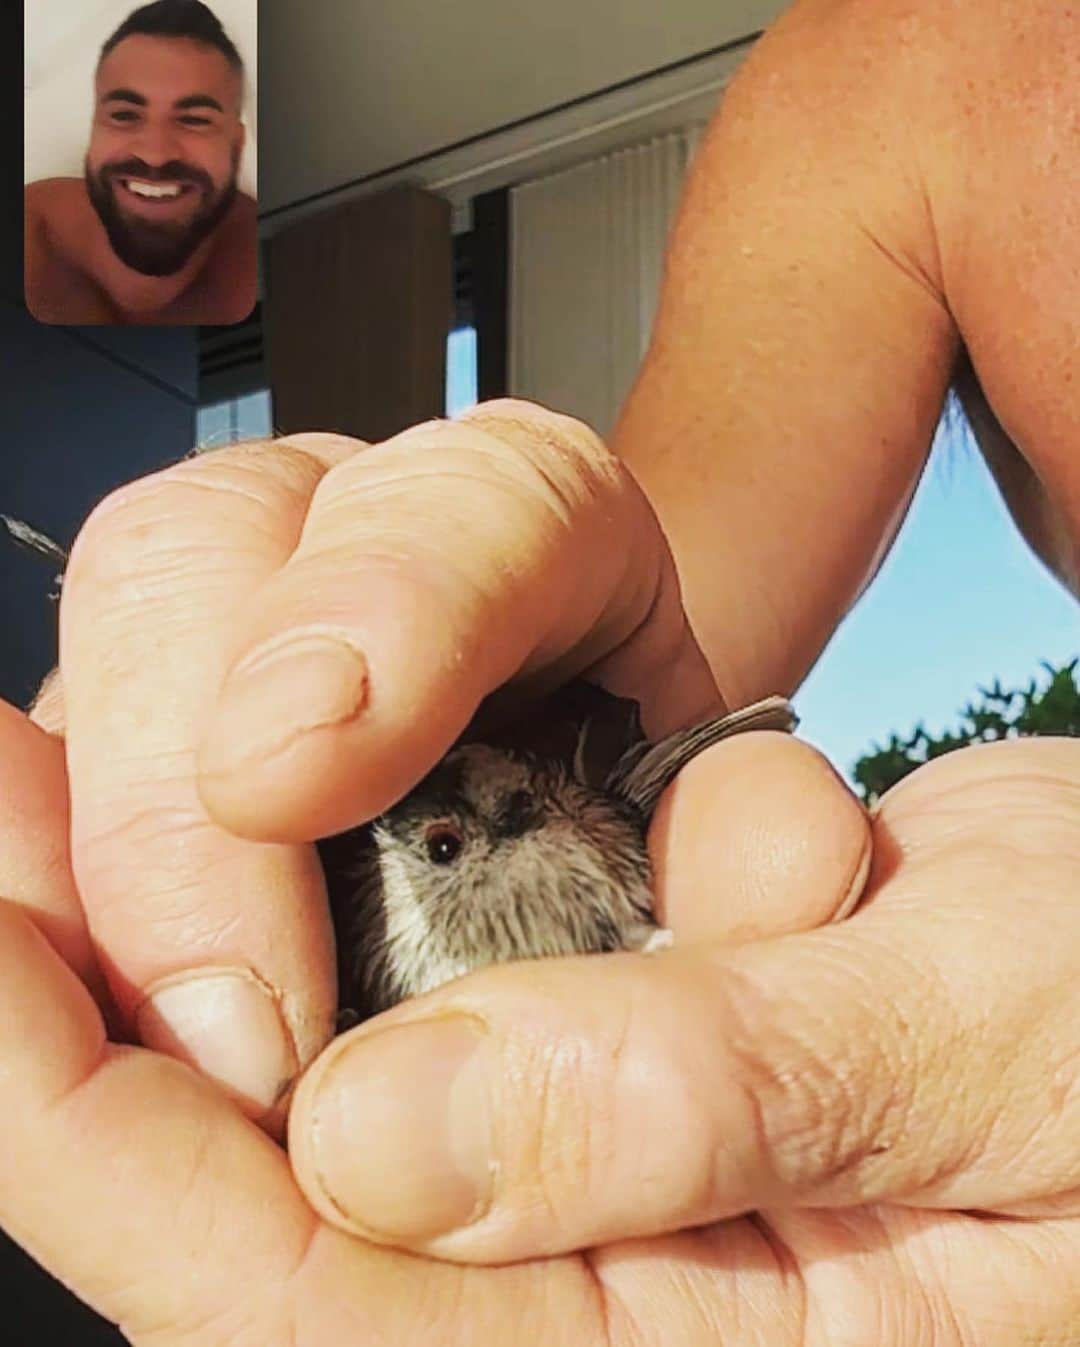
[66,472,217,608]
[172,437,330,505]
[454,398,624,496]
[497,977,715,1241]
[460,397,607,455]
[719,952,919,1197]
[273,430,368,466]
[74,793,206,897]
[64,447,332,630]
[67,472,170,583]
[736,1038,870,1192]
[505,1024,605,1235]
[69,441,328,586]
[318,408,634,563]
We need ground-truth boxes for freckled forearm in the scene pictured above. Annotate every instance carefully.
[610,1,960,703]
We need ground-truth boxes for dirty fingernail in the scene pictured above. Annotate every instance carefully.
[137,967,298,1117]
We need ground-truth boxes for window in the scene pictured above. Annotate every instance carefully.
[446,226,482,417]
[196,388,274,449]
[446,326,478,416]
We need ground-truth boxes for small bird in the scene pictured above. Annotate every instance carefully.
[318,681,797,1025]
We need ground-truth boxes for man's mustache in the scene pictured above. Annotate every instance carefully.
[101,159,213,193]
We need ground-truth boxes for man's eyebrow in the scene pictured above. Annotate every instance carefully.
[101,88,147,107]
[174,94,225,113]
[98,90,226,114]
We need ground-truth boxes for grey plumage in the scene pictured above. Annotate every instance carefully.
[1,515,67,599]
[318,681,797,1024]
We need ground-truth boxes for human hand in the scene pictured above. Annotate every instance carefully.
[39,395,1078,1344]
[0,691,866,1347]
[6,697,1075,1344]
[287,733,1080,1345]
[47,401,718,1125]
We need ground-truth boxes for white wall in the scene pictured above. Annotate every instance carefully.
[25,0,257,196]
[260,0,787,216]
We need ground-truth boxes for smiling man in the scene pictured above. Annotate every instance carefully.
[24,0,256,326]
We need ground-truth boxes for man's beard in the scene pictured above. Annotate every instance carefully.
[85,151,239,278]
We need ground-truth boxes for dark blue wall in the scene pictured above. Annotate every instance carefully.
[0,306,198,706]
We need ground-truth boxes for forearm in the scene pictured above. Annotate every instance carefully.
[612,0,962,705]
[615,0,1080,704]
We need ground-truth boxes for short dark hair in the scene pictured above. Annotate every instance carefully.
[100,0,243,76]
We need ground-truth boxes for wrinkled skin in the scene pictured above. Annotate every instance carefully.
[4,0,1079,1340]
[3,414,1076,1346]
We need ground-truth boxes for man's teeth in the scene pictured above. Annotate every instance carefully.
[125,180,183,199]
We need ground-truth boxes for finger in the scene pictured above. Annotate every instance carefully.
[60,437,357,1121]
[0,903,618,1347]
[196,400,719,842]
[0,900,314,1338]
[0,898,320,1342]
[4,887,1072,1347]
[288,739,1079,1262]
[0,699,105,1003]
[648,730,870,942]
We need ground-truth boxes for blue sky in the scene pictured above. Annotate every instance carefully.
[795,415,1077,779]
[447,326,1078,781]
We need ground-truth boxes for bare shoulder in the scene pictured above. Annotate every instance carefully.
[24,177,86,219]
[742,0,1074,97]
[234,191,258,222]
[913,1,1079,580]
[209,191,257,256]
[713,0,1074,267]
[24,179,115,324]
[197,191,258,323]
[25,177,92,254]
[722,0,1080,577]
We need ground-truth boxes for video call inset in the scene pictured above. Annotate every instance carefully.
[24,0,257,326]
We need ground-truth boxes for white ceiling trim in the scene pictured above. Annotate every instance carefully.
[259,36,756,239]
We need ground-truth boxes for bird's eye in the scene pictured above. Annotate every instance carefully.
[424,824,463,865]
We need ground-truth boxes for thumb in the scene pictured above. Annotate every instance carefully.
[292,740,1078,1264]
[288,735,873,1260]
[648,730,871,941]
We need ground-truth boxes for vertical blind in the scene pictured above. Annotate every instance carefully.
[509,126,703,439]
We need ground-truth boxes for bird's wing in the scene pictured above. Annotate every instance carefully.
[1,514,69,570]
[608,695,798,814]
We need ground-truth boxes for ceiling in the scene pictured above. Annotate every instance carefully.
[259,0,787,221]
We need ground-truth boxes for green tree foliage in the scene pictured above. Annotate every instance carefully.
[852,659,1080,806]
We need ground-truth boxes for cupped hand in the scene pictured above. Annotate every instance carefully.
[33,395,1079,1344]
[50,401,716,1124]
[4,700,1075,1345]
[0,691,857,1347]
[286,732,1080,1345]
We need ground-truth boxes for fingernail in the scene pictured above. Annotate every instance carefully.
[309,1015,494,1241]
[137,968,298,1116]
[216,633,368,754]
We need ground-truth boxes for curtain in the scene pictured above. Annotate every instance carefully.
[509,126,702,439]
[265,186,451,443]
